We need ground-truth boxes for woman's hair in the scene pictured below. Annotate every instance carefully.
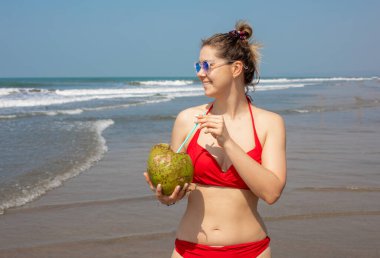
[201,21,261,91]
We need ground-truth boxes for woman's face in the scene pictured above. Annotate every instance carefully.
[197,46,234,97]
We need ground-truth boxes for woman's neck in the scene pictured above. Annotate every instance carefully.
[212,92,248,119]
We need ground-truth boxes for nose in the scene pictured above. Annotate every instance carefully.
[197,70,207,80]
[197,67,207,77]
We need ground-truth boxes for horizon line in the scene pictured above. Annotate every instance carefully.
[0,74,379,80]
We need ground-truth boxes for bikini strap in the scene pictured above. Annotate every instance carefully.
[246,96,262,150]
[206,103,213,115]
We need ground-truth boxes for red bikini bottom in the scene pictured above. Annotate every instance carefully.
[175,236,270,258]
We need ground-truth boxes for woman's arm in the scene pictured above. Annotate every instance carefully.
[197,111,286,204]
[223,113,286,204]
[144,108,195,205]
[170,109,193,153]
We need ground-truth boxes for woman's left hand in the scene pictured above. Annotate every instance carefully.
[143,172,191,206]
[196,114,231,147]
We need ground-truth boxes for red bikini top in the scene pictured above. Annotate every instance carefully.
[186,97,262,189]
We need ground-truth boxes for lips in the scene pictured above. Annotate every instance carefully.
[202,82,210,89]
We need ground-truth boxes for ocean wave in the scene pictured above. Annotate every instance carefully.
[282,97,380,115]
[0,93,135,108]
[0,88,17,96]
[128,80,194,86]
[0,87,202,109]
[0,88,53,95]
[0,119,114,215]
[256,83,306,91]
[0,114,18,120]
[260,77,379,84]
[11,196,155,214]
[293,109,310,113]
[45,109,84,116]
[166,91,204,98]
[0,109,84,120]
[56,87,201,96]
[1,97,96,109]
[0,98,176,120]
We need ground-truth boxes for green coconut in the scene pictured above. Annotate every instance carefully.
[147,143,193,196]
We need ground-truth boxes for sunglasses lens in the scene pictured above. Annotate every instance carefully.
[202,62,209,73]
[195,62,201,73]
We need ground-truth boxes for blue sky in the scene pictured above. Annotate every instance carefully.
[1,0,379,78]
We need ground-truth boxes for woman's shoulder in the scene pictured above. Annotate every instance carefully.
[252,106,283,121]
[175,103,212,125]
[251,105,285,133]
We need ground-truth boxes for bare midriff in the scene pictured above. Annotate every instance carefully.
[176,184,268,246]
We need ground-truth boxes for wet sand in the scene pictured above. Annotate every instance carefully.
[1,92,380,257]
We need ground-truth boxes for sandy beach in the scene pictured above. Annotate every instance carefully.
[1,78,379,257]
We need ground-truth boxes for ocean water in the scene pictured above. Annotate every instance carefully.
[0,76,379,215]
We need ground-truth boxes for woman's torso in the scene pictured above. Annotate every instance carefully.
[176,99,268,246]
[176,185,268,246]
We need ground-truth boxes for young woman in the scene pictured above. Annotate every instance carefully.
[144,21,287,258]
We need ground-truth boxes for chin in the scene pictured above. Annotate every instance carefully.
[204,90,217,98]
[203,83,218,98]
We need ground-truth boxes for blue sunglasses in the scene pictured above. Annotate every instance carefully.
[194,61,234,74]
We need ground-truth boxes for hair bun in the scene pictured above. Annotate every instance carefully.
[235,21,253,40]
[229,30,249,40]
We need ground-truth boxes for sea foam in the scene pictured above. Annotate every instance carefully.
[256,84,306,91]
[260,77,378,84]
[0,87,202,109]
[0,119,114,215]
[131,80,194,86]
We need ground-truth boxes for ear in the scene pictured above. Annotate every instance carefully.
[231,61,244,78]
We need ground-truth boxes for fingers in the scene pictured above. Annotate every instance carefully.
[203,127,218,135]
[177,183,190,199]
[196,115,223,130]
[188,183,197,191]
[196,115,222,125]
[200,121,222,136]
[196,115,229,144]
[156,184,164,198]
[143,172,156,192]
[199,121,219,130]
[156,184,177,206]
[145,171,194,206]
[169,185,182,200]
[156,183,191,206]
[144,174,190,207]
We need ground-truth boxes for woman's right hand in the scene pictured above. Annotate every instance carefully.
[143,172,191,206]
